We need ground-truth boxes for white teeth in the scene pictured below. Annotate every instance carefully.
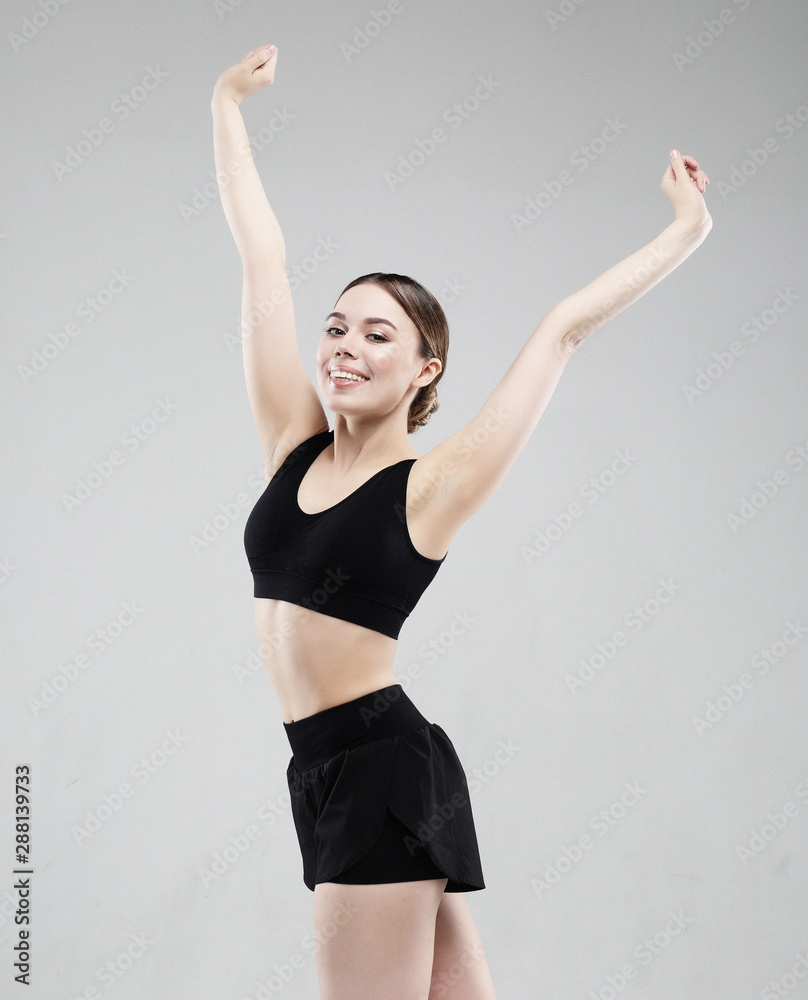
[330,370,368,381]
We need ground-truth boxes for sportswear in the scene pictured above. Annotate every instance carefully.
[243,429,447,639]
[284,684,486,892]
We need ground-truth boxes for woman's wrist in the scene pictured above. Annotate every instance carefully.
[669,212,713,248]
[211,83,241,109]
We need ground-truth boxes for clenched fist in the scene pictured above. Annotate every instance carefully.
[661,150,712,231]
[213,45,279,105]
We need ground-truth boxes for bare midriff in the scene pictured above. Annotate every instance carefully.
[254,598,400,724]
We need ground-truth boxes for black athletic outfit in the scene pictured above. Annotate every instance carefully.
[244,428,485,892]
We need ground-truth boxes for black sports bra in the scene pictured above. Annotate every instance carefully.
[243,429,447,639]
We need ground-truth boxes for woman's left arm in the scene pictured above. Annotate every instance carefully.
[553,150,712,351]
[413,151,712,539]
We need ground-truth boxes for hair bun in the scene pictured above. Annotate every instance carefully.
[407,383,440,434]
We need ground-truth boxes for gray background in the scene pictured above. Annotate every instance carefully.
[2,0,807,997]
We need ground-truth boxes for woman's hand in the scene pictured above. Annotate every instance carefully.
[212,45,279,105]
[660,150,712,233]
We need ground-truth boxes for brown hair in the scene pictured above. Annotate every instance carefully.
[335,273,449,434]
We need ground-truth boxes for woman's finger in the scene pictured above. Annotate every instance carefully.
[677,152,709,191]
[690,168,709,192]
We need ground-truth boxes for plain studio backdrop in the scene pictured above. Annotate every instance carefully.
[2,0,807,997]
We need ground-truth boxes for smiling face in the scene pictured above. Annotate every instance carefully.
[315,282,442,429]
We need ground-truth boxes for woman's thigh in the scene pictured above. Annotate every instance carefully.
[429,893,497,1000]
[313,878,448,1000]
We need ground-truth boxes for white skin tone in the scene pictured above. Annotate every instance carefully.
[313,282,443,469]
[212,44,712,1000]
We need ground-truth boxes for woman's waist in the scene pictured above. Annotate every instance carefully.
[283,683,431,770]
[254,598,400,722]
[255,598,396,664]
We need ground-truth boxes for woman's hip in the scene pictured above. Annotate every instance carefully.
[283,683,432,772]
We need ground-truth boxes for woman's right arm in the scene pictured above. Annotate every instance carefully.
[211,46,328,475]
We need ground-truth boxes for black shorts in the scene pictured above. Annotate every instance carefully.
[284,684,485,892]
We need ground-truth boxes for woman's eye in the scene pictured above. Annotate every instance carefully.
[324,327,386,342]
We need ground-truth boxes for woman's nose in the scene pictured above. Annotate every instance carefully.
[335,338,355,355]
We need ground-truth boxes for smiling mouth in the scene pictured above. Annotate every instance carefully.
[329,371,369,386]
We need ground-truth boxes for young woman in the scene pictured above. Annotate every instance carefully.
[212,44,711,1000]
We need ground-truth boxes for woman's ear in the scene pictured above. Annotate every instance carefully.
[419,357,442,384]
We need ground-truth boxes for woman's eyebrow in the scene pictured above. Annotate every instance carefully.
[324,311,398,331]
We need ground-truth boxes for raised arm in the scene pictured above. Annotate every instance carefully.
[552,151,712,350]
[212,46,327,476]
[411,151,713,545]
